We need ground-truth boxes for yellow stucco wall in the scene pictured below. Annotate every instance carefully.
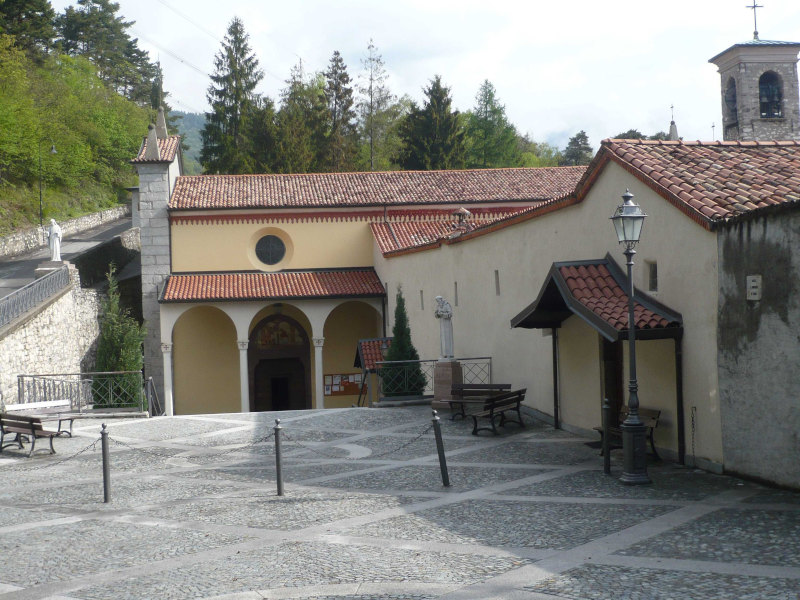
[171,220,376,272]
[557,317,602,431]
[322,301,382,408]
[375,161,722,464]
[173,306,240,414]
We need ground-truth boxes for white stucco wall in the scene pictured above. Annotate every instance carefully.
[375,161,723,466]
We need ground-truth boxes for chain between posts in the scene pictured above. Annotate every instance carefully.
[1,437,101,472]
[108,430,275,460]
[280,423,434,461]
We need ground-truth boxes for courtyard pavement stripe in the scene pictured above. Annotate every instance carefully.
[595,554,800,579]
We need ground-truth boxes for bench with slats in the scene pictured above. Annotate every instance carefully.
[5,399,76,437]
[448,383,512,420]
[594,406,661,460]
[0,414,59,457]
[467,388,527,435]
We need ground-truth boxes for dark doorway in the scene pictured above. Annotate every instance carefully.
[602,339,624,421]
[249,314,312,411]
[253,358,306,412]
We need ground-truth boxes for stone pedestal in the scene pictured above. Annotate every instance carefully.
[34,260,69,279]
[432,360,462,411]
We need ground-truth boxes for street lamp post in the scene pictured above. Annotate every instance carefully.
[610,189,651,485]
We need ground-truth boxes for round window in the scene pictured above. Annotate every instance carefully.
[255,235,286,265]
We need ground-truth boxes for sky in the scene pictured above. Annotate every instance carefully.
[51,0,800,150]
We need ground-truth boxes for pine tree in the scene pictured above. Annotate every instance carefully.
[382,288,426,396]
[399,75,465,170]
[357,39,399,170]
[0,0,56,59]
[560,130,593,166]
[464,80,520,168]
[200,17,263,174]
[93,266,146,408]
[324,50,357,171]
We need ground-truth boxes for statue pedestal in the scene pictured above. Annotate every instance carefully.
[34,260,68,279]
[432,360,462,411]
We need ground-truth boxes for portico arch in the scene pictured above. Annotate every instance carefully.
[172,306,239,414]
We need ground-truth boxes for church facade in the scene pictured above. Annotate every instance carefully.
[133,37,800,488]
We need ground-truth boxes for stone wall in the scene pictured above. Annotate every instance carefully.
[0,205,130,260]
[0,266,102,407]
[717,209,800,488]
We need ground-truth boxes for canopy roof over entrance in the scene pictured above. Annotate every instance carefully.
[510,257,683,341]
[160,268,385,303]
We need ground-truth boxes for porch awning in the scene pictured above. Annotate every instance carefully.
[510,256,682,341]
[160,268,386,303]
[354,337,392,372]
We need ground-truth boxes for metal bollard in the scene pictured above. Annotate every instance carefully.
[101,423,111,503]
[432,410,450,487]
[602,398,611,475]
[274,419,284,496]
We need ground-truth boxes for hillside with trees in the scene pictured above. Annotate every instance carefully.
[0,0,180,235]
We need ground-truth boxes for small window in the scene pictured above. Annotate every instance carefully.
[647,261,658,292]
[255,235,286,265]
[759,71,783,118]
[454,281,459,306]
[494,270,501,295]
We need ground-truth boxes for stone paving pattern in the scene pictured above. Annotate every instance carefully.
[0,405,798,599]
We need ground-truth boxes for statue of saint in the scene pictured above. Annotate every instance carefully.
[434,296,454,361]
[47,219,62,262]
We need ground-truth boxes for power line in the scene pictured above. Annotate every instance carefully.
[153,0,221,43]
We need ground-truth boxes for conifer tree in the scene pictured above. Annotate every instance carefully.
[399,75,465,170]
[560,130,593,166]
[200,17,263,174]
[382,288,426,396]
[93,266,146,408]
[324,50,357,171]
[357,40,397,170]
[464,80,520,168]
[0,0,56,59]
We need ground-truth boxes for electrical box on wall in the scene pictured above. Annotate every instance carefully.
[746,275,762,301]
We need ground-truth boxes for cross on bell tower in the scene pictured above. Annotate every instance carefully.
[747,1,763,41]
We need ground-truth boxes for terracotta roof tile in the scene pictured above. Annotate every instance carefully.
[132,135,181,163]
[559,263,671,331]
[355,338,392,371]
[601,140,800,224]
[161,269,385,302]
[169,167,586,210]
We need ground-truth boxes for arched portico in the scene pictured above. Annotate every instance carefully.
[160,296,384,415]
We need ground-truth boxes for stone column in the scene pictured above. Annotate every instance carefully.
[313,337,325,409]
[161,343,174,416]
[238,340,250,413]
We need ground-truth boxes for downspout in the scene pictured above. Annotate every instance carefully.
[675,334,685,464]
[552,327,560,429]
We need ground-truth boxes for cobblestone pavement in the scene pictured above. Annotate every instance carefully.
[0,406,798,599]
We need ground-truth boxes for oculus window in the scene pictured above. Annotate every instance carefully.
[256,235,286,265]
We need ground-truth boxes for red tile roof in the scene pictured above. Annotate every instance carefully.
[354,338,392,371]
[160,269,385,302]
[511,258,682,339]
[132,135,181,163]
[559,263,670,331]
[598,140,800,227]
[370,208,529,254]
[168,167,586,210]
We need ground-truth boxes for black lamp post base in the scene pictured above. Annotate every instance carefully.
[620,421,652,485]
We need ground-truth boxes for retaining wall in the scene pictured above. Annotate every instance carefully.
[0,205,131,260]
[0,266,102,407]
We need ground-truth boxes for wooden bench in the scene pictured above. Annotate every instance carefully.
[467,388,527,436]
[0,414,60,457]
[448,383,512,420]
[5,399,76,437]
[594,406,661,460]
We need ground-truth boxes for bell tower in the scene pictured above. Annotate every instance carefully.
[709,32,800,141]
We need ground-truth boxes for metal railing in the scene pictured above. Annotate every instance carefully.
[0,266,70,328]
[376,356,492,398]
[145,377,163,416]
[16,371,146,412]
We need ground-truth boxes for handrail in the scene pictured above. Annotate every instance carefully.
[0,266,70,327]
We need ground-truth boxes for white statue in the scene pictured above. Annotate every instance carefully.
[47,219,62,262]
[434,296,454,361]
